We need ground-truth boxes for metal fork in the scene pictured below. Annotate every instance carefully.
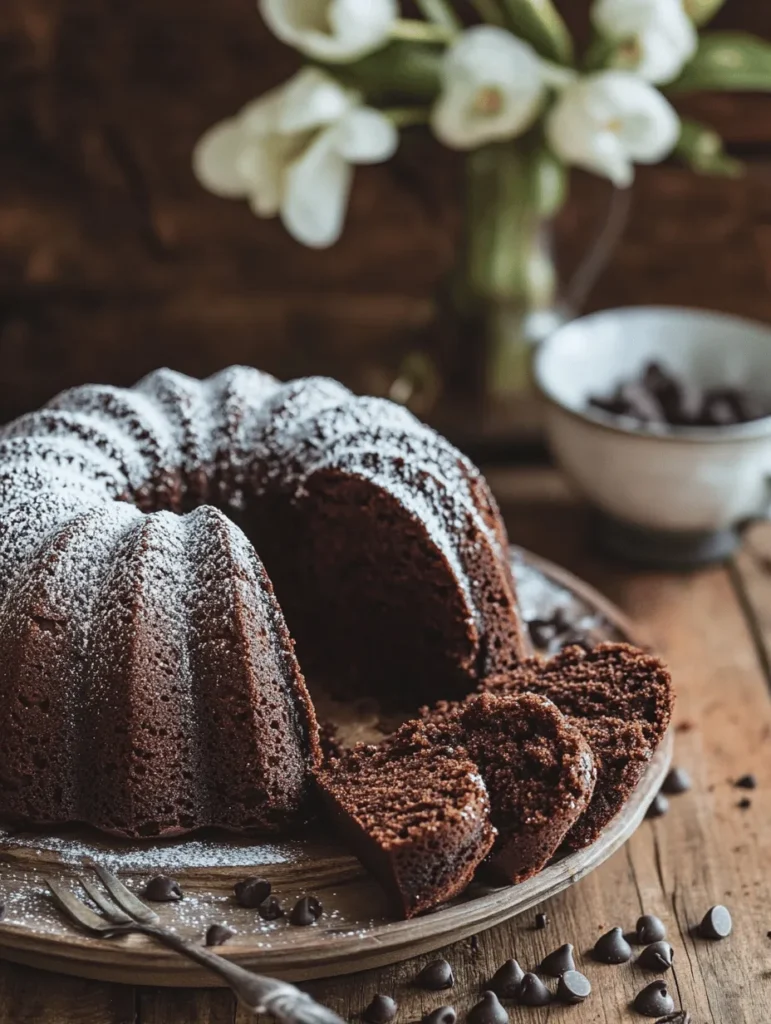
[44,865,344,1024]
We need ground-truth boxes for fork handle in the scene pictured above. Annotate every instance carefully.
[107,922,342,1024]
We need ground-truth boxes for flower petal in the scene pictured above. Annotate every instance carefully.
[277,67,354,134]
[333,108,399,164]
[259,0,396,63]
[431,26,546,150]
[239,138,290,217]
[193,118,251,197]
[282,128,353,248]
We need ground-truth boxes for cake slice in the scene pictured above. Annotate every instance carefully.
[316,745,496,919]
[476,642,674,849]
[394,693,596,883]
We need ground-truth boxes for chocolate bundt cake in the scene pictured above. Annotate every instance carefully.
[317,745,496,919]
[476,643,674,849]
[0,367,528,838]
[389,693,596,884]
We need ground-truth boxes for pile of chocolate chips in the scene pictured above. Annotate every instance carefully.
[588,361,771,429]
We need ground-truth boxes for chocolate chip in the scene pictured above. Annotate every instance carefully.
[422,1007,455,1024]
[528,618,560,649]
[593,926,632,963]
[633,981,675,1017]
[653,1013,692,1024]
[646,793,669,819]
[290,895,323,926]
[518,973,551,1007]
[258,896,285,920]
[142,875,183,902]
[363,995,397,1024]
[234,877,271,909]
[737,797,751,809]
[557,970,591,1004]
[735,774,757,789]
[416,959,454,991]
[637,941,675,972]
[699,905,732,939]
[0,903,5,922]
[535,912,548,929]
[467,991,507,1024]
[661,767,691,795]
[205,923,235,947]
[489,958,524,998]
[539,942,575,976]
[470,934,480,954]
[636,915,667,944]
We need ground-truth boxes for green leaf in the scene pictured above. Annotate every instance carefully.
[675,118,745,177]
[582,34,620,72]
[682,0,727,27]
[414,0,462,31]
[327,42,443,103]
[499,0,574,65]
[668,32,771,93]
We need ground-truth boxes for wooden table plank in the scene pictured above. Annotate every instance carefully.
[2,468,771,1022]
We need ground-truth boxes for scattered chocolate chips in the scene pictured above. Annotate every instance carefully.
[699,905,732,940]
[535,911,548,930]
[363,995,397,1024]
[142,875,183,902]
[539,942,575,977]
[593,926,632,964]
[633,981,675,1018]
[646,793,669,819]
[290,895,323,926]
[258,896,285,920]
[416,959,454,991]
[205,923,235,947]
[518,973,551,1007]
[557,970,591,1004]
[637,941,675,972]
[489,958,524,998]
[467,991,507,1024]
[636,915,667,944]
[234,877,272,909]
[422,1007,456,1024]
[735,774,757,790]
[654,1013,692,1024]
[661,767,692,795]
[737,797,752,810]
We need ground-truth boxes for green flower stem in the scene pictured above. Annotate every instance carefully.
[390,19,454,44]
[463,141,560,397]
[383,106,431,128]
[415,0,462,31]
[470,0,507,27]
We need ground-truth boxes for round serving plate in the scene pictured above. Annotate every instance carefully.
[0,548,671,987]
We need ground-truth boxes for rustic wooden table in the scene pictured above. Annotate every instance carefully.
[1,467,769,1023]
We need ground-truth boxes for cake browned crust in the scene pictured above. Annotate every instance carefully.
[316,744,496,919]
[476,642,674,849]
[393,693,596,883]
[0,367,528,838]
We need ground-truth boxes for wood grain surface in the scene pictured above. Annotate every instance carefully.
[0,2,770,424]
[2,466,770,1021]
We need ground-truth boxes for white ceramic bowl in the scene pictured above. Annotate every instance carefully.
[534,307,771,543]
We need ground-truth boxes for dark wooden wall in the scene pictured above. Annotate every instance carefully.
[1,0,770,422]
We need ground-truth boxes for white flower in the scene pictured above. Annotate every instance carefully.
[546,70,681,187]
[259,0,397,63]
[593,0,698,85]
[193,67,398,248]
[431,26,550,151]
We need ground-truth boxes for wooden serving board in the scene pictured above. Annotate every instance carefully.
[0,549,671,987]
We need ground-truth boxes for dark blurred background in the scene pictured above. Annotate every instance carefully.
[1,0,769,425]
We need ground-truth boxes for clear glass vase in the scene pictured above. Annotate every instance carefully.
[422,140,631,451]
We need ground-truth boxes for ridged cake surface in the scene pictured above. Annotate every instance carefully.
[0,367,527,838]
